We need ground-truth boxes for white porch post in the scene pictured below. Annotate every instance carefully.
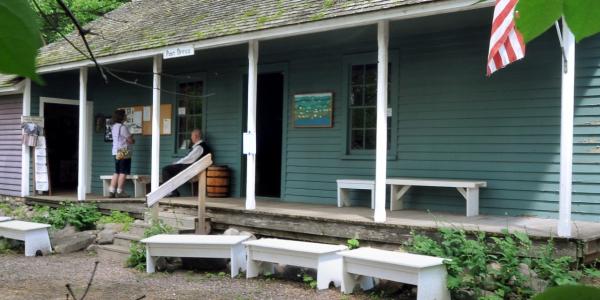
[374,21,389,223]
[151,55,162,193]
[77,67,88,201]
[558,21,575,237]
[245,40,259,210]
[21,79,31,197]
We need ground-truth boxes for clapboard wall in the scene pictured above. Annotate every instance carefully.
[0,94,22,196]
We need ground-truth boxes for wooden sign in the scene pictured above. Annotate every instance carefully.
[163,46,195,59]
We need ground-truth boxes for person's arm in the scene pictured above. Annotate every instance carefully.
[175,144,204,164]
[122,125,135,144]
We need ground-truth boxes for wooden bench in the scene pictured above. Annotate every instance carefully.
[0,220,52,256]
[336,179,375,209]
[244,238,347,290]
[339,248,450,300]
[140,234,249,277]
[387,177,487,216]
[100,175,150,198]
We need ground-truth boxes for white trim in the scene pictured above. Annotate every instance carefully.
[77,67,88,201]
[374,21,389,223]
[36,0,494,74]
[21,79,31,197]
[558,21,575,238]
[0,80,25,96]
[151,55,162,193]
[39,96,94,195]
[245,40,258,210]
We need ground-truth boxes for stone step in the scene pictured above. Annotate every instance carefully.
[97,244,130,264]
[114,233,141,248]
[144,211,197,231]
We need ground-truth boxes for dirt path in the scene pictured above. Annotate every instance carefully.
[0,252,374,300]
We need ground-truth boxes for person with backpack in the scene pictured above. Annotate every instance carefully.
[108,109,135,198]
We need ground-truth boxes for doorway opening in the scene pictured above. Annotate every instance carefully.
[44,103,79,192]
[255,73,284,198]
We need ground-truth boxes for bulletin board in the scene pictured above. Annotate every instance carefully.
[117,106,144,134]
[142,104,172,135]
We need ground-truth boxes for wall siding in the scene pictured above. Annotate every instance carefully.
[0,95,22,196]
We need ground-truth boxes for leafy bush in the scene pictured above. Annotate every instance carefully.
[30,203,101,231]
[127,221,174,271]
[347,238,360,250]
[98,210,134,231]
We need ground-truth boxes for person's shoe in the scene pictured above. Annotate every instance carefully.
[116,191,130,198]
[107,192,116,198]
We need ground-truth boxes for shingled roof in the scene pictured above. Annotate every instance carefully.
[37,0,441,68]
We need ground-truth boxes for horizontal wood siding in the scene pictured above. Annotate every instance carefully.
[0,95,22,196]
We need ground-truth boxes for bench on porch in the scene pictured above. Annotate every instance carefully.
[141,234,249,277]
[387,177,487,217]
[244,238,348,290]
[101,175,150,198]
[339,247,450,300]
[0,220,52,256]
[336,179,375,209]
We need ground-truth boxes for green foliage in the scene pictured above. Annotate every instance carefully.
[532,239,579,286]
[31,203,101,231]
[0,238,18,254]
[532,285,600,300]
[127,221,174,271]
[97,210,134,231]
[515,0,600,43]
[300,273,318,289]
[0,0,42,81]
[347,238,360,250]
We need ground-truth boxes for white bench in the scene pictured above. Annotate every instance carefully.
[100,175,150,198]
[336,179,375,209]
[244,238,347,290]
[0,220,52,256]
[140,234,249,277]
[387,177,487,216]
[339,248,450,300]
[0,216,12,222]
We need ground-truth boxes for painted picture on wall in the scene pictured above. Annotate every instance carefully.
[293,92,333,128]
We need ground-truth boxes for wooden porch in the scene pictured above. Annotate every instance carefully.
[25,193,600,262]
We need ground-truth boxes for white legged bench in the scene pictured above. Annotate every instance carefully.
[140,234,249,277]
[387,178,487,216]
[339,248,450,300]
[244,238,348,290]
[0,220,52,256]
[100,175,150,198]
[337,179,375,209]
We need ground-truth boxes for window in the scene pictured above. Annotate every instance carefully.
[176,81,204,151]
[348,63,391,151]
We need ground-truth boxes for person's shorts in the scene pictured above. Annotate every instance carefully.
[114,157,131,174]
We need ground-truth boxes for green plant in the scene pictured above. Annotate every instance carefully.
[30,203,101,230]
[301,273,318,289]
[98,210,134,231]
[0,203,12,215]
[532,239,580,286]
[347,238,360,250]
[127,221,174,271]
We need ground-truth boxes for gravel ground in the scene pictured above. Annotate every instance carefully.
[0,252,374,300]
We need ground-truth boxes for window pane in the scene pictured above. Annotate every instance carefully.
[351,108,364,129]
[365,129,376,149]
[351,130,364,150]
[365,108,376,128]
[351,86,363,106]
[364,85,376,106]
[365,64,377,84]
[351,65,364,85]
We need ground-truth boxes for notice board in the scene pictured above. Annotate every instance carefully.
[142,104,172,135]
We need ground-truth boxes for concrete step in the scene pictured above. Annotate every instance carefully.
[144,211,197,231]
[127,222,151,236]
[97,244,130,264]
[114,232,141,248]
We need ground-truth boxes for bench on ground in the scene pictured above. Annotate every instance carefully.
[339,248,450,300]
[387,177,487,217]
[0,216,12,222]
[336,179,375,209]
[244,238,347,290]
[0,220,52,256]
[100,175,150,198]
[141,234,249,277]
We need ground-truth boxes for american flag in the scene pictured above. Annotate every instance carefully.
[487,0,526,75]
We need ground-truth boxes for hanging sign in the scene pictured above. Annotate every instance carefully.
[163,46,195,59]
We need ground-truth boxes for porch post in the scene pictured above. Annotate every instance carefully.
[151,55,162,219]
[558,21,575,237]
[245,40,259,210]
[77,67,88,201]
[21,79,31,197]
[374,21,389,223]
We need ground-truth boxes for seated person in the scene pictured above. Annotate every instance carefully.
[162,129,211,197]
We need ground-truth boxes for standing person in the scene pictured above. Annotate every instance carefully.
[108,109,135,198]
[162,129,211,197]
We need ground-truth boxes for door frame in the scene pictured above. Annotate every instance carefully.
[40,97,94,191]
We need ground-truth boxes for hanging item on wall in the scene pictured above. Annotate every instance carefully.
[21,116,44,147]
[95,114,106,133]
[293,92,334,128]
[104,118,114,143]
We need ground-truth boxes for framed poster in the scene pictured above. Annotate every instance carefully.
[293,92,333,128]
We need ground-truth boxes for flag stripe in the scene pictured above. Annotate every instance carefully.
[487,0,525,76]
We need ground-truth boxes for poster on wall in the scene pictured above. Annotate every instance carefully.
[118,107,143,134]
[293,92,334,128]
[34,136,49,192]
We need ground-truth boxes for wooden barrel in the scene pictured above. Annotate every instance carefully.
[206,165,230,197]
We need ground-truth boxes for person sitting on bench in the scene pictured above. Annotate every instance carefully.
[162,129,211,197]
